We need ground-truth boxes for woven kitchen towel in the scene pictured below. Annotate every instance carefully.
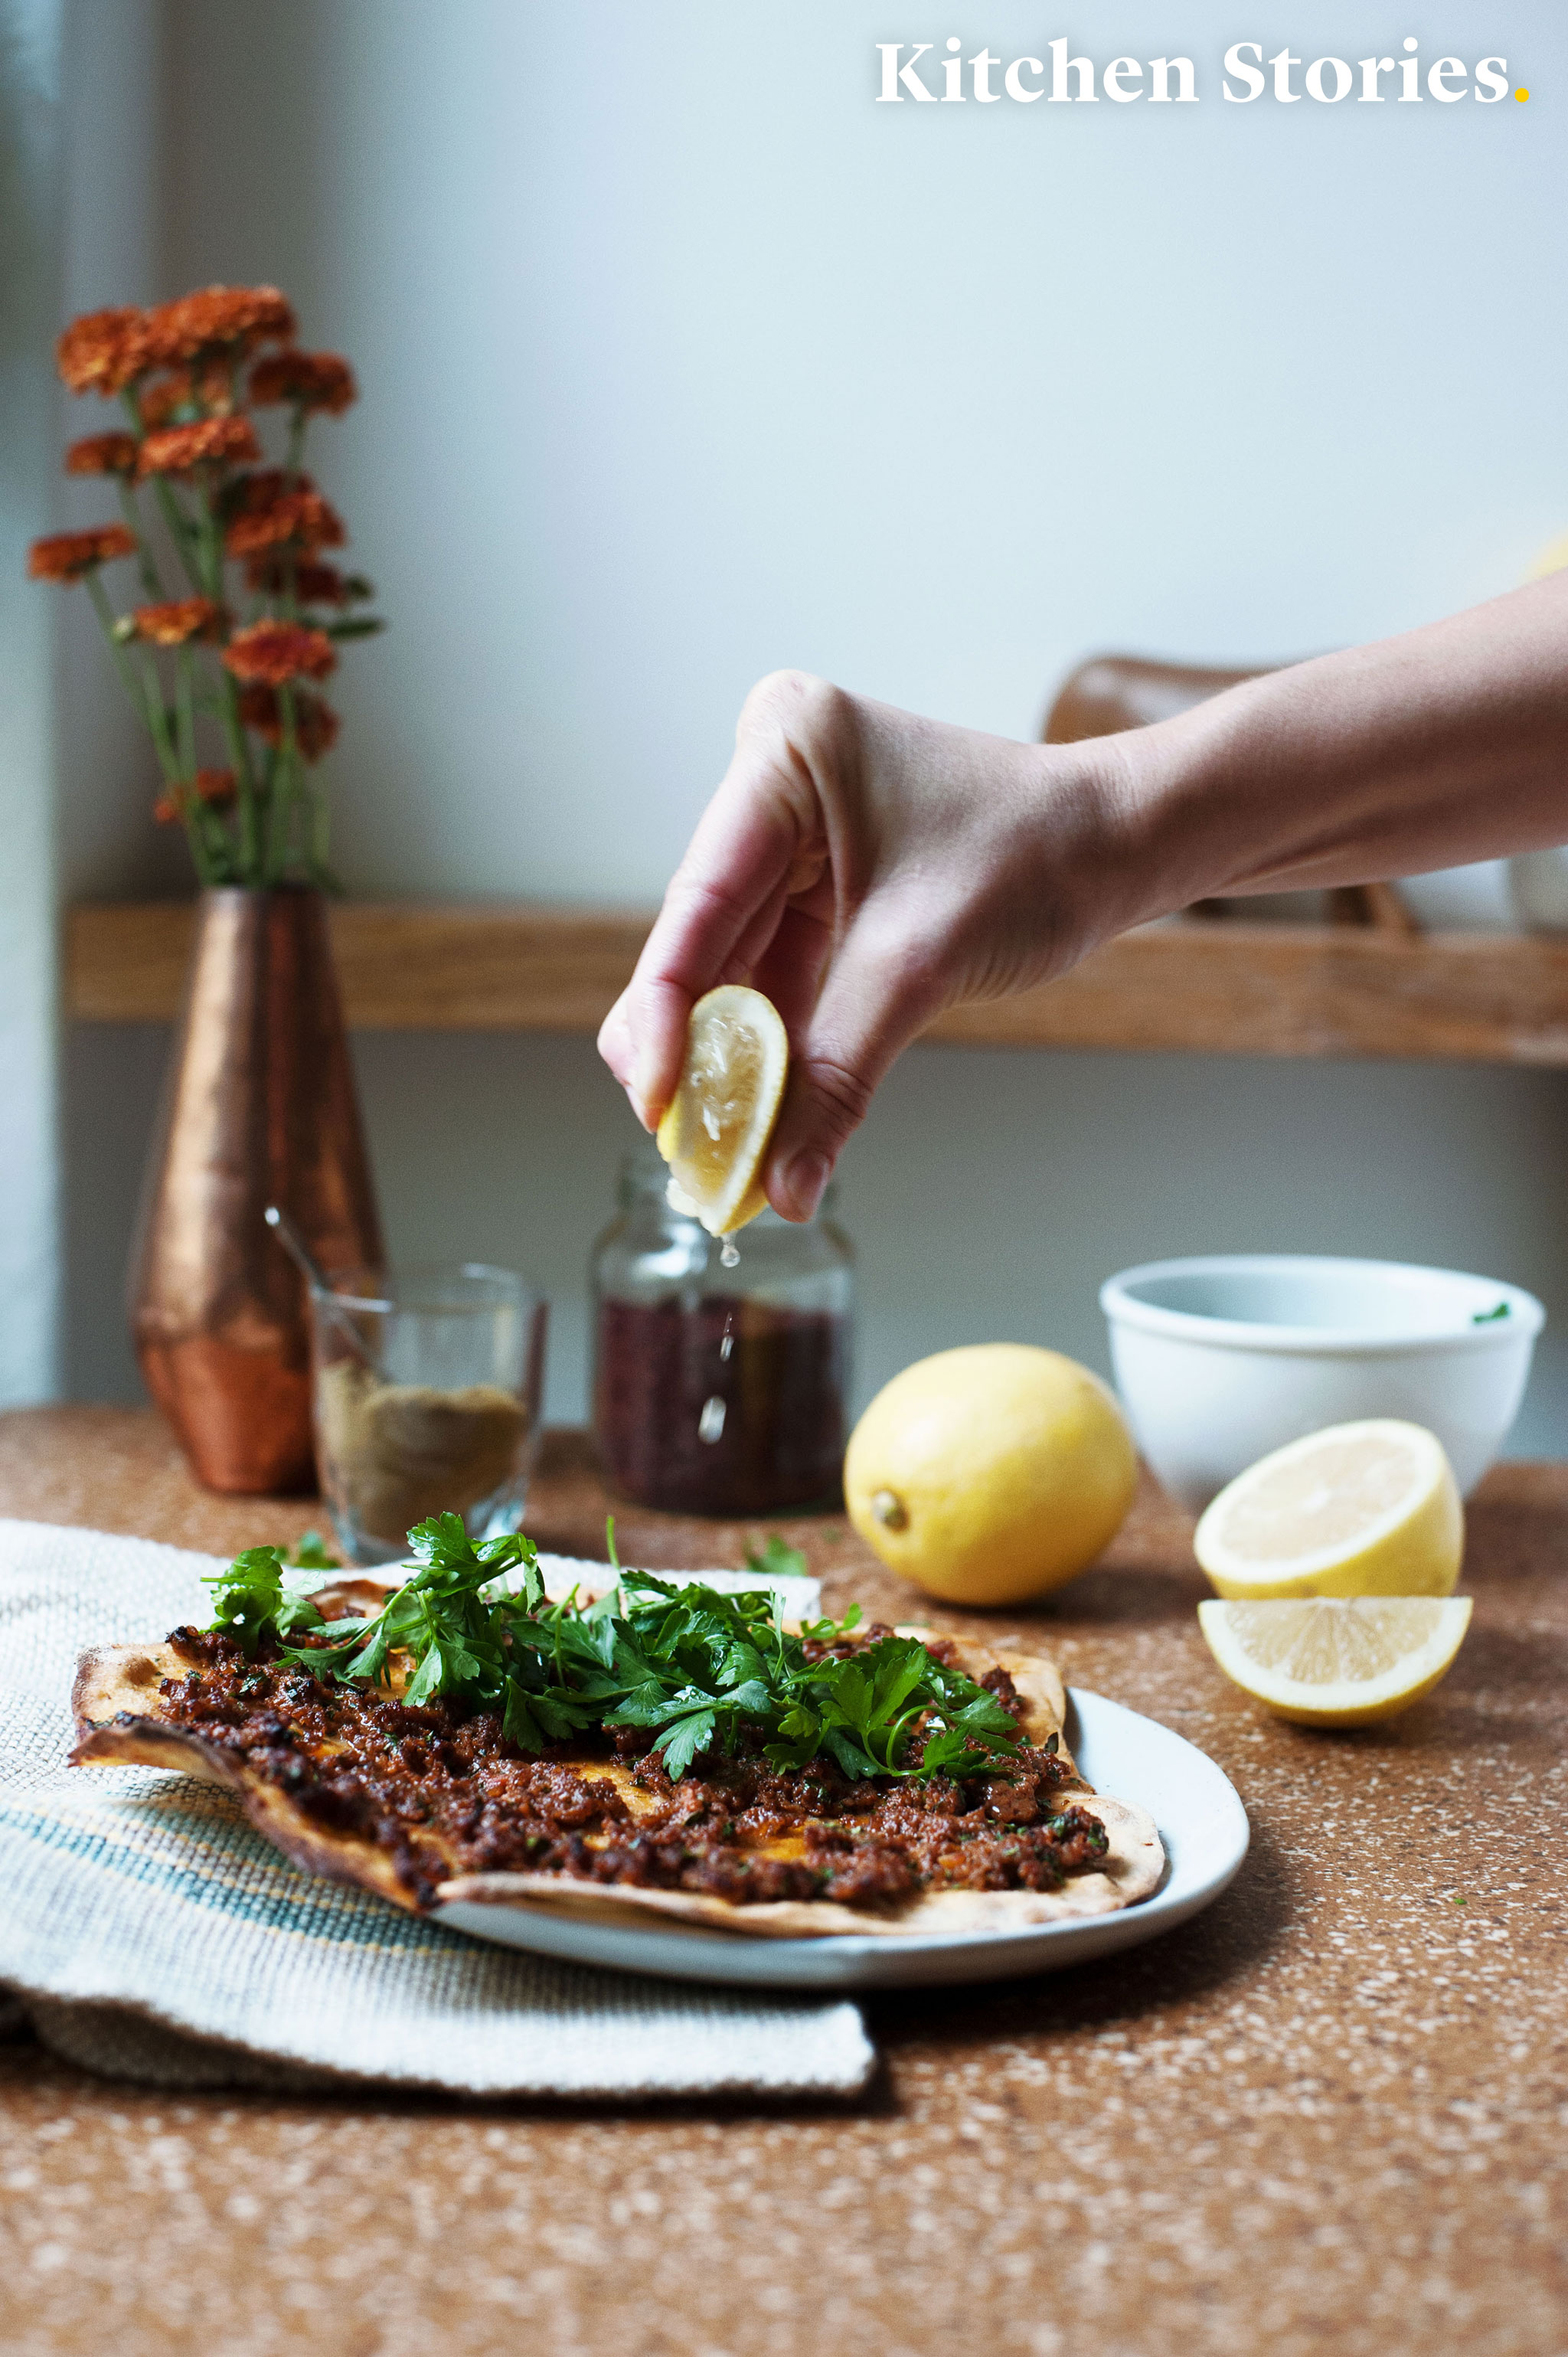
[0,1518,874,2099]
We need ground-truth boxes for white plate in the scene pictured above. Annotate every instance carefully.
[433,1691,1250,1989]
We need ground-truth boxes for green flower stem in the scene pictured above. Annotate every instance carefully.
[85,574,217,884]
[277,409,308,623]
[140,665,182,781]
[116,482,167,600]
[186,479,264,881]
[180,786,222,878]
[84,574,177,776]
[308,762,332,883]
[115,386,181,607]
[175,646,198,779]
[221,672,262,881]
[264,681,302,884]
[175,649,240,885]
[149,475,207,596]
[191,482,226,603]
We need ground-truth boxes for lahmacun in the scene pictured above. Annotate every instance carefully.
[72,1527,1163,1940]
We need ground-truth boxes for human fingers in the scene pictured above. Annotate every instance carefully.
[597,797,795,1123]
[746,892,835,1043]
[603,852,812,1111]
[599,673,834,1121]
[762,901,948,1220]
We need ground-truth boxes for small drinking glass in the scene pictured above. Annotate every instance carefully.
[306,1262,547,1568]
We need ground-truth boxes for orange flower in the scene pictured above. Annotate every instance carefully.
[57,306,152,396]
[139,374,188,429]
[144,284,296,365]
[224,469,346,557]
[136,416,261,479]
[139,363,236,427]
[243,554,350,605]
[136,368,220,426]
[237,683,340,761]
[194,767,237,807]
[66,432,139,477]
[132,597,224,646]
[224,620,337,688]
[249,349,357,414]
[152,793,180,825]
[28,525,138,582]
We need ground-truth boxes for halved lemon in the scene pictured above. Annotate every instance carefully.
[1197,1596,1472,1725]
[655,985,789,1236]
[1193,1420,1462,1600]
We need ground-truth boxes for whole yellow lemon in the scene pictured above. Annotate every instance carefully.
[844,1344,1137,1606]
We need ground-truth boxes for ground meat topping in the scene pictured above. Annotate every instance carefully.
[153,1626,1109,1912]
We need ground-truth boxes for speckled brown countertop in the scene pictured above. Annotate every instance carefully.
[1,1406,1564,2357]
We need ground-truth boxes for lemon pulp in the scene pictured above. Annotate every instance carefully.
[655,985,789,1237]
[1194,1419,1462,1600]
[1197,1595,1472,1725]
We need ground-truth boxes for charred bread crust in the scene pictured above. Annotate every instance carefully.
[69,1624,1159,1936]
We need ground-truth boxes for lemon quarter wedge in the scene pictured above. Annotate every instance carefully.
[1193,1419,1462,1600]
[1197,1596,1472,1725]
[655,985,789,1237]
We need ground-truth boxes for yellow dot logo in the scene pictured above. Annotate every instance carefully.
[1517,87,1530,102]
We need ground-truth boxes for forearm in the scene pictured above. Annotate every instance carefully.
[1080,573,1568,937]
[603,578,1568,1214]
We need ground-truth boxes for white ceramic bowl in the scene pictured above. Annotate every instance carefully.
[1100,1254,1544,1512]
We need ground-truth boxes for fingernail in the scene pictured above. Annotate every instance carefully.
[780,1149,830,1221]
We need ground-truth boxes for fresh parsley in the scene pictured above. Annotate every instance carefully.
[743,1532,810,1585]
[201,1514,1024,1784]
[287,1529,339,1570]
[202,1547,328,1657]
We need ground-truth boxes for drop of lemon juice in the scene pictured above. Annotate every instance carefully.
[700,1245,739,1444]
[697,1395,727,1445]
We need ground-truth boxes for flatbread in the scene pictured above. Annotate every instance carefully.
[71,1620,1164,1939]
[71,1644,416,1914]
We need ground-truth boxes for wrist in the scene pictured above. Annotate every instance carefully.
[1019,731,1174,969]
[1031,695,1265,955]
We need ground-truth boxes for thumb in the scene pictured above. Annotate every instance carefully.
[761,922,941,1220]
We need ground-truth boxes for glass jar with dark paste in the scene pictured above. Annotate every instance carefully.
[591,1149,854,1515]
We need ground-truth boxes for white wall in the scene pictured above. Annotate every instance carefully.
[61,1,1568,1458]
[0,0,64,1407]
[57,0,172,903]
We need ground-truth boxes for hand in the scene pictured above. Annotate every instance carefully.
[600,580,1568,1221]
[598,671,1115,1220]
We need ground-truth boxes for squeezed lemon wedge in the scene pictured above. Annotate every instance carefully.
[655,985,789,1237]
[1197,1595,1472,1725]
[1193,1419,1463,1600]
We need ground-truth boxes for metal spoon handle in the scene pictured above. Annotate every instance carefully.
[264,1204,328,1292]
[264,1205,383,1377]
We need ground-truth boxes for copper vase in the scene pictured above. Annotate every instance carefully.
[129,887,384,1493]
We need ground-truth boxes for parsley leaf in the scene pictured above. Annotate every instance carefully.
[743,1532,809,1585]
[204,1547,324,1658]
[286,1529,338,1571]
[202,1514,1026,1783]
